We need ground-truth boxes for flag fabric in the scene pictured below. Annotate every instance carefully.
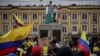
[56,13,61,21]
[14,14,24,26]
[0,30,12,38]
[77,31,90,56]
[0,23,34,56]
[44,5,54,24]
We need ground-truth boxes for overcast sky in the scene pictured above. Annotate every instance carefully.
[0,0,100,1]
[0,0,100,6]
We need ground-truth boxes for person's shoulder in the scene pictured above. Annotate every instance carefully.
[91,53,97,56]
[46,4,51,7]
[8,53,16,56]
[46,4,49,7]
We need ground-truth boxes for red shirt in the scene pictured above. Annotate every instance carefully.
[32,45,41,56]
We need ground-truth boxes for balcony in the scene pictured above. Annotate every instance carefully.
[82,19,87,22]
[2,20,8,24]
[92,32,98,35]
[72,19,78,24]
[62,19,67,24]
[92,19,98,24]
[72,32,78,35]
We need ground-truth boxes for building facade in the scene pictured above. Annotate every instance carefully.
[0,5,100,42]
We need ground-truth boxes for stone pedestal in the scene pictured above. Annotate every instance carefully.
[39,22,62,45]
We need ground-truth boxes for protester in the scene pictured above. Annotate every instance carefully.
[78,51,85,56]
[93,44,100,56]
[7,53,16,56]
[93,45,99,52]
[32,44,41,56]
[34,36,38,45]
[42,44,49,56]
[48,44,54,56]
[72,46,78,56]
[53,5,58,22]
[89,37,93,52]
[56,46,74,56]
[16,47,24,56]
[91,53,97,56]
[51,37,59,46]
[47,1,53,15]
[22,38,33,56]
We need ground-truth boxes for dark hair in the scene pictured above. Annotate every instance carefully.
[25,37,28,41]
[49,1,52,4]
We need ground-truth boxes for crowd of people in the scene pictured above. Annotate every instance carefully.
[5,36,100,56]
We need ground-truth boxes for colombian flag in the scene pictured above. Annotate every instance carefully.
[78,31,90,56]
[13,14,24,26]
[0,23,34,56]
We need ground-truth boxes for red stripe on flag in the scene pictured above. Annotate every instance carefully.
[57,13,61,21]
[78,43,90,56]
[15,20,23,26]
[0,47,17,56]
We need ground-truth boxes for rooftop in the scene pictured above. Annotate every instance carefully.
[0,0,100,6]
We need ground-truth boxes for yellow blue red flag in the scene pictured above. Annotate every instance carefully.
[0,22,34,56]
[14,14,24,26]
[77,31,90,56]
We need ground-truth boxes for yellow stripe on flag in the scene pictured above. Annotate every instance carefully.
[81,31,89,44]
[0,30,12,38]
[0,22,34,43]
[14,14,24,25]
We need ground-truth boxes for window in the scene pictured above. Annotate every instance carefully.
[13,25,17,29]
[92,13,97,22]
[73,26,77,32]
[82,13,87,21]
[82,25,87,31]
[33,26,37,32]
[3,13,8,22]
[33,13,37,20]
[23,13,27,20]
[72,25,77,34]
[3,25,8,34]
[62,13,67,20]
[62,27,66,32]
[72,25,77,32]
[92,25,97,34]
[72,13,77,22]
[40,30,48,38]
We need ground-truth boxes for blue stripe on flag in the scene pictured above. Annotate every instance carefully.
[0,40,24,50]
[79,39,90,51]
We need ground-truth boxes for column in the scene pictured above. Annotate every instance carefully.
[0,13,1,35]
[28,12,32,24]
[88,12,91,34]
[38,12,42,25]
[8,12,12,30]
[78,12,81,33]
[99,12,100,34]
[68,12,71,34]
